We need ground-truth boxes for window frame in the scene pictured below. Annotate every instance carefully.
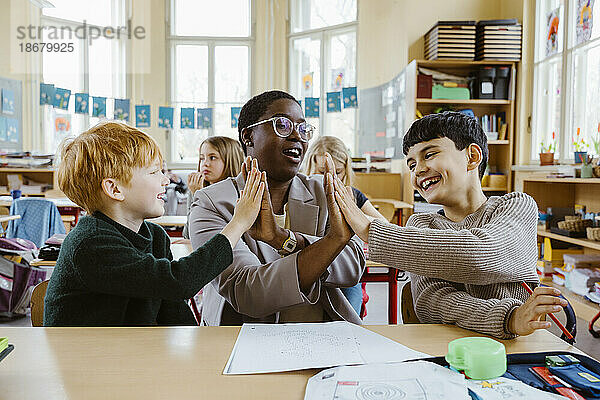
[166,0,255,167]
[39,0,129,153]
[532,0,600,163]
[287,4,358,154]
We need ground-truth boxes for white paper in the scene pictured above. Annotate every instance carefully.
[304,361,469,400]
[351,324,429,364]
[224,322,362,374]
[385,147,395,158]
[466,377,565,400]
[224,322,430,375]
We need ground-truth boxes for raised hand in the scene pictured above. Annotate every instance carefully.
[231,165,265,232]
[323,153,352,242]
[187,172,205,194]
[508,286,569,336]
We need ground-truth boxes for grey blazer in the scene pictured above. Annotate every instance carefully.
[188,173,366,325]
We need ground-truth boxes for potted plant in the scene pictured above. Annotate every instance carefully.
[573,127,588,164]
[539,131,556,165]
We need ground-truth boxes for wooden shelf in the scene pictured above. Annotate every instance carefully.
[488,140,509,145]
[482,186,507,192]
[416,98,511,105]
[416,59,516,68]
[524,177,600,184]
[537,228,600,252]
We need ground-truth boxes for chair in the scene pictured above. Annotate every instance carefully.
[30,280,49,327]
[371,200,396,223]
[7,198,66,247]
[401,281,420,324]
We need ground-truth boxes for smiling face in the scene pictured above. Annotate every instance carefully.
[406,137,473,206]
[199,143,226,184]
[243,98,308,183]
[119,159,170,220]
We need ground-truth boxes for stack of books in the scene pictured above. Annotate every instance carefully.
[424,21,476,60]
[476,19,522,61]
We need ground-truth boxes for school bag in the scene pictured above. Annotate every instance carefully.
[0,238,46,319]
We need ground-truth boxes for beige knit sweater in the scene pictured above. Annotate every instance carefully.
[368,192,540,339]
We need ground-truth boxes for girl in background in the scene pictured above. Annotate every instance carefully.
[184,136,245,238]
[302,135,386,317]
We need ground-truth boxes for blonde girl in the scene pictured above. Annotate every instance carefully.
[188,136,245,194]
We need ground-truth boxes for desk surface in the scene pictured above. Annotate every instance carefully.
[0,214,20,223]
[0,196,79,208]
[369,198,413,209]
[0,325,581,400]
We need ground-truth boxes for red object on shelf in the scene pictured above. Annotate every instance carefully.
[417,74,433,98]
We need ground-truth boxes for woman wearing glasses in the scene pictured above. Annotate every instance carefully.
[188,90,366,326]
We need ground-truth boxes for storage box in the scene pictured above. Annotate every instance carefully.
[543,237,584,261]
[432,84,470,100]
[417,74,433,98]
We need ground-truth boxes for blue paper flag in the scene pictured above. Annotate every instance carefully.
[231,106,242,128]
[114,99,130,121]
[158,106,174,129]
[342,87,358,108]
[54,88,71,110]
[2,89,15,115]
[6,117,19,143]
[40,83,55,105]
[0,116,7,141]
[180,108,195,129]
[304,97,320,118]
[197,108,212,129]
[74,93,89,114]
[326,92,341,112]
[135,105,151,127]
[92,97,106,118]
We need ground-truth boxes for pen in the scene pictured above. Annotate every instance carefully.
[520,282,574,341]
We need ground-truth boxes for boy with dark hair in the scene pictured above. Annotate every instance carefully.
[44,122,265,326]
[332,111,567,339]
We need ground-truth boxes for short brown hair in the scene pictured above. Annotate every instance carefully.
[58,122,163,214]
[198,136,244,187]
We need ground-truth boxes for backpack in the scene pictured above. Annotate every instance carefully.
[0,238,46,319]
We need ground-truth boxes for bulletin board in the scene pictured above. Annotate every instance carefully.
[0,76,23,152]
[357,63,416,159]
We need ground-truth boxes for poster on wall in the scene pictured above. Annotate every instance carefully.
[231,107,242,128]
[54,113,71,139]
[546,8,561,57]
[74,93,89,114]
[180,107,195,129]
[327,92,342,112]
[54,88,71,110]
[197,108,212,129]
[342,87,358,108]
[135,105,151,128]
[0,116,6,141]
[158,106,174,129]
[6,117,19,143]
[92,97,106,118]
[2,89,15,115]
[302,73,314,98]
[40,83,55,105]
[576,0,595,45]
[114,99,130,121]
[331,68,345,91]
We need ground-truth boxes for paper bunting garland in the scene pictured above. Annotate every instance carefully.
[158,106,174,129]
[231,107,242,128]
[327,92,341,112]
[114,99,130,121]
[180,108,195,129]
[92,97,106,118]
[197,108,212,129]
[135,105,151,127]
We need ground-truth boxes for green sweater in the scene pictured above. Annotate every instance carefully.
[43,212,233,326]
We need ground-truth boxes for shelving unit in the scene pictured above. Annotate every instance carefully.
[0,168,58,196]
[404,59,517,193]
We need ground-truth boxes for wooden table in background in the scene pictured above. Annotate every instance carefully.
[370,198,413,225]
[0,325,583,400]
[147,215,187,237]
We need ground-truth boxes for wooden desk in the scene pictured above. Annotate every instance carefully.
[0,214,19,223]
[147,215,187,227]
[370,198,413,225]
[0,325,582,400]
[362,260,400,324]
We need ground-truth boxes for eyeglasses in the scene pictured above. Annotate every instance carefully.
[244,116,314,142]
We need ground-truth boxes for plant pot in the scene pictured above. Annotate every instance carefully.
[581,163,594,178]
[539,152,554,166]
[574,151,587,164]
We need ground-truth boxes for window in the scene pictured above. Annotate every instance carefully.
[168,0,252,164]
[532,0,600,161]
[41,0,127,154]
[288,0,357,154]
